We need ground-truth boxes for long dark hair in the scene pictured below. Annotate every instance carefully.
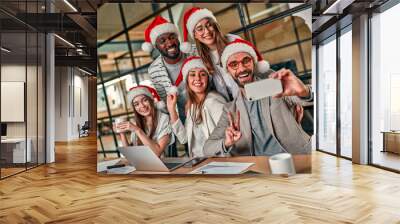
[194,19,229,74]
[131,95,158,145]
[185,70,211,125]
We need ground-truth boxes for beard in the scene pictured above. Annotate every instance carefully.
[158,43,181,60]
[233,69,254,88]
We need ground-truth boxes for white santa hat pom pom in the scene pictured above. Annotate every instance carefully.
[155,100,166,109]
[141,42,153,53]
[166,86,178,95]
[180,42,192,54]
[256,60,270,74]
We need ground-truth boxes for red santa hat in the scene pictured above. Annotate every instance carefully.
[221,38,270,74]
[167,56,208,95]
[128,85,165,109]
[180,7,217,53]
[141,16,179,53]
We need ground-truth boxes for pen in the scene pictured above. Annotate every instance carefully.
[107,164,125,169]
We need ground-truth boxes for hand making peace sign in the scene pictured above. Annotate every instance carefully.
[224,110,242,148]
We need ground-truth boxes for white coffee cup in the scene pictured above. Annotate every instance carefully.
[114,117,127,133]
[268,153,296,175]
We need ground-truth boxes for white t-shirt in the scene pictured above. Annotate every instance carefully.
[162,55,186,84]
[162,56,187,120]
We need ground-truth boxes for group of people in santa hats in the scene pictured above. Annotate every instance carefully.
[115,7,314,159]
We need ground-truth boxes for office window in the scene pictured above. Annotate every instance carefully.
[246,3,289,24]
[253,17,298,53]
[371,4,400,171]
[339,27,352,158]
[98,3,124,41]
[317,36,337,154]
[193,3,242,34]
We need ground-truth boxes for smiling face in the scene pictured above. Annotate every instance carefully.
[187,68,209,94]
[132,95,153,117]
[226,52,255,88]
[193,18,216,46]
[155,32,181,60]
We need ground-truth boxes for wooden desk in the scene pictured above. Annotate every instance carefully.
[99,155,311,175]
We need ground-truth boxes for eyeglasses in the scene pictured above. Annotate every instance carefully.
[194,22,214,36]
[227,56,253,70]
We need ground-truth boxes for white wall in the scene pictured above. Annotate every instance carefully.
[55,66,68,141]
[54,66,89,141]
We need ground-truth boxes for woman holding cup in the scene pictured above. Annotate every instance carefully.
[115,85,173,157]
[166,56,226,158]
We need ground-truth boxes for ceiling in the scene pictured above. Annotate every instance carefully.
[0,0,102,74]
[310,0,390,43]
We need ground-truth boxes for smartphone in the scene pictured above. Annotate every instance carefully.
[244,78,282,101]
[183,157,207,168]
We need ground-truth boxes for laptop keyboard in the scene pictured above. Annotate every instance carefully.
[163,162,182,170]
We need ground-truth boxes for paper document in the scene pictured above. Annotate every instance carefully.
[107,166,136,174]
[190,162,254,174]
[97,159,121,172]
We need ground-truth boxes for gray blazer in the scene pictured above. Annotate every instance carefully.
[203,79,313,157]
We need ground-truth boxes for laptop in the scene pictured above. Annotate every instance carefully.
[118,146,190,172]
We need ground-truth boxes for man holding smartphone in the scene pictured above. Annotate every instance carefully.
[204,39,313,157]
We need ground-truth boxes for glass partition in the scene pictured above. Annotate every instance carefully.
[1,29,28,177]
[27,31,38,169]
[371,4,400,171]
[317,35,337,155]
[0,2,46,179]
[339,27,352,158]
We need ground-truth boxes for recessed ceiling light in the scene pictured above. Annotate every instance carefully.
[1,47,11,53]
[63,0,78,12]
[78,67,93,76]
[323,0,355,14]
[54,34,75,48]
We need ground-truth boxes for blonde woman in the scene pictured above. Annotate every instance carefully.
[166,56,226,157]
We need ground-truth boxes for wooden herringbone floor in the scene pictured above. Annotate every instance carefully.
[1,136,400,224]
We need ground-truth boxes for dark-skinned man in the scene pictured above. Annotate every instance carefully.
[142,16,196,157]
[141,16,195,123]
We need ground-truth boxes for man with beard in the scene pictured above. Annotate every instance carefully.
[203,39,313,157]
[141,16,195,123]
